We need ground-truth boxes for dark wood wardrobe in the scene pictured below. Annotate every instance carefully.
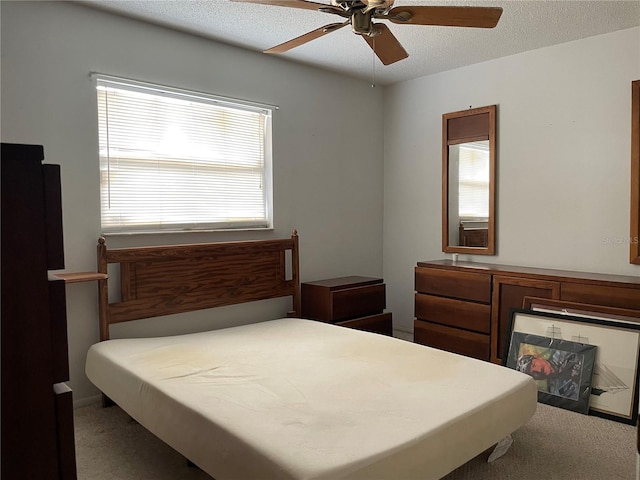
[1,143,77,479]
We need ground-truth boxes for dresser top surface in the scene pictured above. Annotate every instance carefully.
[417,260,640,286]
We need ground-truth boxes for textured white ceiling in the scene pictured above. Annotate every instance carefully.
[80,0,640,85]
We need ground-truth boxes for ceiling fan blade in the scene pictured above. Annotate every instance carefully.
[363,24,408,66]
[386,6,503,28]
[231,0,340,13]
[265,22,348,54]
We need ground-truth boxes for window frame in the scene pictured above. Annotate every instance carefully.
[93,74,274,235]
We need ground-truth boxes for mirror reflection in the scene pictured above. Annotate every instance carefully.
[442,104,496,255]
[448,141,490,248]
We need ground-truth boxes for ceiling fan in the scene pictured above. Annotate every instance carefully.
[232,0,503,65]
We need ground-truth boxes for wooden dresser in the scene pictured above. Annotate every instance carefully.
[414,260,640,364]
[301,276,393,335]
[1,143,77,479]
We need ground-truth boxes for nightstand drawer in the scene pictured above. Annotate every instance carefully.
[415,293,490,334]
[331,284,385,320]
[415,267,491,303]
[302,276,386,322]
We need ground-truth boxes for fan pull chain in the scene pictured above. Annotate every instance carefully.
[371,36,376,88]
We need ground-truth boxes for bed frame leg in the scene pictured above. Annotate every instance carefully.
[101,393,115,408]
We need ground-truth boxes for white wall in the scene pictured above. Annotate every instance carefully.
[383,27,640,333]
[1,1,385,402]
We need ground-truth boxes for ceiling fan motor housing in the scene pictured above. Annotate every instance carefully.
[332,0,393,9]
[351,9,376,36]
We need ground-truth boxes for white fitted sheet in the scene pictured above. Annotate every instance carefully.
[86,318,536,480]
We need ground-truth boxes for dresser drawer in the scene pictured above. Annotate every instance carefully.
[561,282,640,310]
[302,276,386,322]
[414,320,490,361]
[415,267,491,303]
[415,293,490,334]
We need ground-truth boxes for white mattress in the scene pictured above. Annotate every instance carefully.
[86,318,536,480]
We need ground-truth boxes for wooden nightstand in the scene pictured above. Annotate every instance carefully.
[301,276,392,335]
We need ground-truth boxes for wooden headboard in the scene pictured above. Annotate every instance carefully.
[97,230,300,341]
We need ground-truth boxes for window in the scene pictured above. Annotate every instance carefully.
[457,141,490,220]
[95,75,273,234]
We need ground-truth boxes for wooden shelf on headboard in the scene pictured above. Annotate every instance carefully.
[52,272,108,283]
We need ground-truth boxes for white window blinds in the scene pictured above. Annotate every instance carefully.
[458,141,490,219]
[95,75,273,233]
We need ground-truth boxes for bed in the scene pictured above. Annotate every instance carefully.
[86,231,537,480]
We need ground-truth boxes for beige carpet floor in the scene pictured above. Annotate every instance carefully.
[74,401,635,480]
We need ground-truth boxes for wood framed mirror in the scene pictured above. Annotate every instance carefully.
[442,105,496,255]
[631,80,640,264]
